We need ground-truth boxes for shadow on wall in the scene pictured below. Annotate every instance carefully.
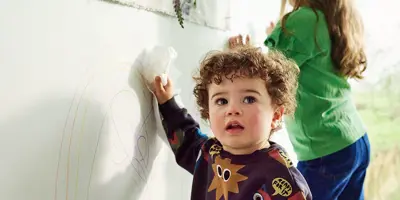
[88,62,164,200]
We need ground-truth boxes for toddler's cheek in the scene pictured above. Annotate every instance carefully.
[210,117,223,137]
[248,113,272,136]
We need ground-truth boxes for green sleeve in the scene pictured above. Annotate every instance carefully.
[264,9,319,67]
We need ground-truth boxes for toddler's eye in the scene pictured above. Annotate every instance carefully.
[216,98,228,105]
[243,96,256,104]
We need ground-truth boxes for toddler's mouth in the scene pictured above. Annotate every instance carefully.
[225,121,244,133]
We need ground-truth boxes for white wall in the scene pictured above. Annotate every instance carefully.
[0,0,294,200]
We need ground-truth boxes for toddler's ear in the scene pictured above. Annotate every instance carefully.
[271,106,284,129]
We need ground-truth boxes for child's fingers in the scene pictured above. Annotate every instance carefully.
[245,35,250,45]
[164,76,173,88]
[228,36,239,49]
[228,37,235,48]
[154,76,165,94]
[238,34,243,45]
[228,34,250,49]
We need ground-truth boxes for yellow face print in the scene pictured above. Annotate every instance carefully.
[207,156,248,200]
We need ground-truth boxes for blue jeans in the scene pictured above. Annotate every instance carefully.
[297,134,370,200]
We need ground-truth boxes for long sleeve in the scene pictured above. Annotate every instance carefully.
[264,8,319,68]
[158,97,209,174]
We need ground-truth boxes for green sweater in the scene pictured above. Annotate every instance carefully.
[265,7,366,161]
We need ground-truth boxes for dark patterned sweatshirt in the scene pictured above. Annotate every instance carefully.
[159,97,312,200]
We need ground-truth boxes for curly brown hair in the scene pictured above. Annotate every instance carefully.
[193,46,300,120]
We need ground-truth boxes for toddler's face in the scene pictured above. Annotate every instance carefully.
[208,76,283,155]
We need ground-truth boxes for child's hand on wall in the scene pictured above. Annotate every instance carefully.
[152,75,174,104]
[266,22,275,35]
[228,34,250,49]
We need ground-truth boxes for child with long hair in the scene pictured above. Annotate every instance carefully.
[229,0,370,199]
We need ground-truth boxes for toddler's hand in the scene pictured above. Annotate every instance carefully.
[152,75,174,104]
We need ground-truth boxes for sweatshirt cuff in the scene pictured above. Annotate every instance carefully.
[158,97,182,118]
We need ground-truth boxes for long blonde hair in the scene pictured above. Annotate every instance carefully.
[281,0,367,79]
